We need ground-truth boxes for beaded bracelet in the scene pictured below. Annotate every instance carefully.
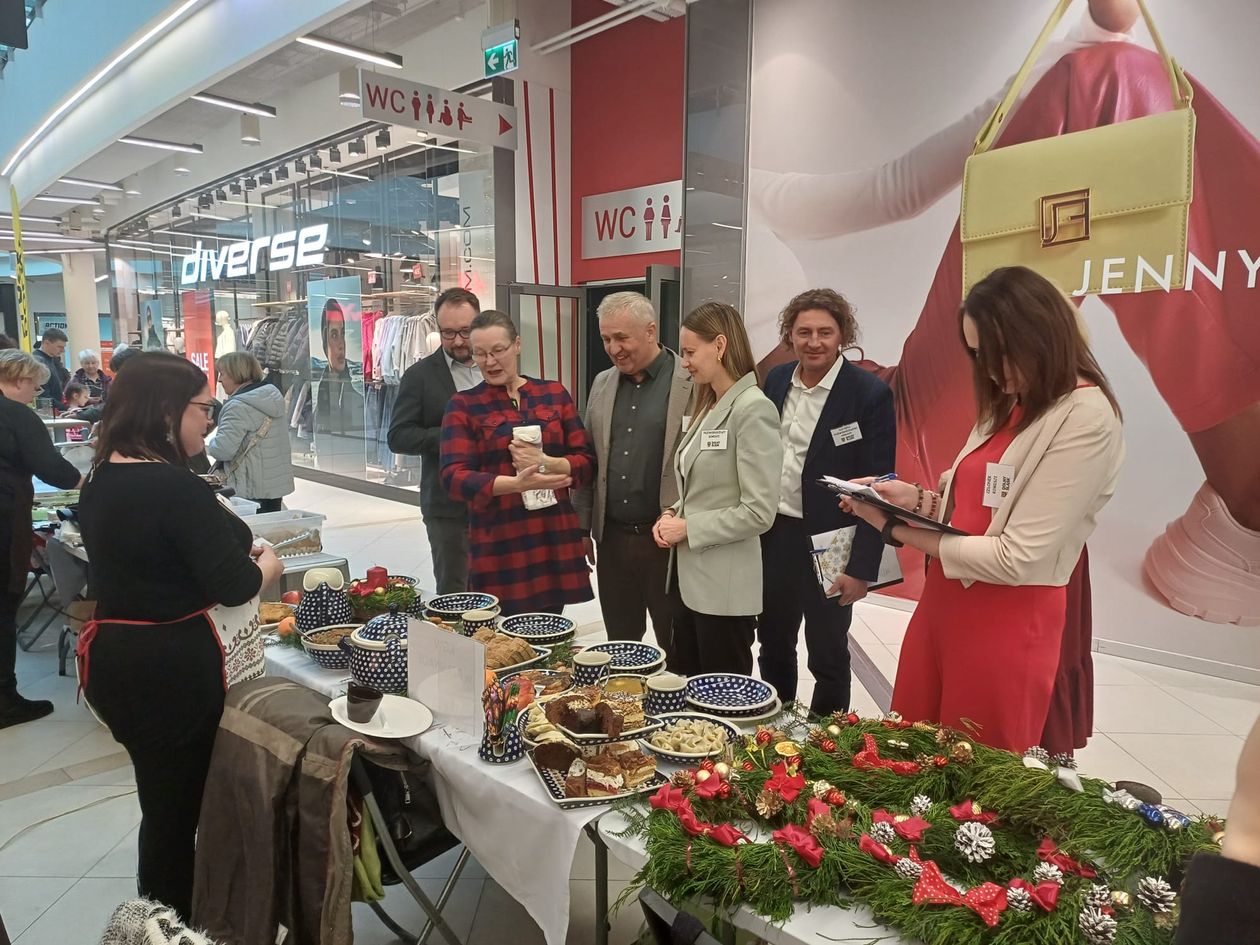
[911,483,925,515]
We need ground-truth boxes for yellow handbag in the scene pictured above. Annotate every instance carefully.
[960,0,1195,298]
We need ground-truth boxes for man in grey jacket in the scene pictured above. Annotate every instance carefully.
[387,288,481,593]
[573,292,691,661]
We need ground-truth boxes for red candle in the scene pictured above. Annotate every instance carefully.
[366,565,388,589]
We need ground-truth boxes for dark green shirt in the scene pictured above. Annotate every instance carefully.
[606,347,673,524]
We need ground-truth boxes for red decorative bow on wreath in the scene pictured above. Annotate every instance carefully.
[912,861,1008,927]
[949,800,999,825]
[772,824,824,868]
[1008,877,1061,912]
[872,808,932,842]
[1037,838,1098,878]
[852,733,921,776]
[649,784,747,846]
[763,761,806,802]
[859,833,897,864]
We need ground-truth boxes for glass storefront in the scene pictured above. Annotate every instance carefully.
[106,123,498,494]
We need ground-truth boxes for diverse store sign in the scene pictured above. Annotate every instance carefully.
[178,224,329,286]
[581,180,683,259]
[358,73,518,150]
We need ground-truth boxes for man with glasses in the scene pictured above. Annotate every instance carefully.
[388,288,481,592]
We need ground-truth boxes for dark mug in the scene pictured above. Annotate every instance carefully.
[346,683,384,723]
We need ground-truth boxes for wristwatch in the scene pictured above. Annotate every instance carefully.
[881,518,904,548]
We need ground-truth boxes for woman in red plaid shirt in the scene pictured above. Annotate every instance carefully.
[439,310,595,614]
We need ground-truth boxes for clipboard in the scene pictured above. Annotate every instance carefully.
[815,477,968,536]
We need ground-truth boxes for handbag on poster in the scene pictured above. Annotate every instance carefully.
[960,0,1195,297]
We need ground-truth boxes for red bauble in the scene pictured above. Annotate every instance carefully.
[933,755,948,767]
[755,729,772,746]
[826,789,846,806]
[699,759,716,773]
[741,760,755,772]
[717,782,732,799]
[820,738,837,753]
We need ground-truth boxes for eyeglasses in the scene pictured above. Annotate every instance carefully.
[439,328,472,341]
[472,345,514,363]
[189,400,216,416]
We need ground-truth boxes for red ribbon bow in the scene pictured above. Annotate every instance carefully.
[1037,838,1098,879]
[852,733,922,776]
[859,833,897,864]
[806,798,831,826]
[764,761,806,802]
[872,808,932,843]
[693,771,726,799]
[773,824,824,868]
[912,861,1008,927]
[705,823,748,847]
[1008,877,1060,912]
[650,785,746,846]
[949,800,999,825]
[650,784,688,813]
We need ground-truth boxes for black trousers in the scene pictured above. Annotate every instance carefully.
[757,514,853,716]
[84,618,226,920]
[596,521,675,663]
[0,587,21,703]
[424,515,469,595]
[668,573,756,677]
[250,498,283,513]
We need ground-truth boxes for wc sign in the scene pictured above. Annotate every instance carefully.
[581,180,683,259]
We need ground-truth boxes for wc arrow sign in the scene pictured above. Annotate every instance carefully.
[359,72,519,151]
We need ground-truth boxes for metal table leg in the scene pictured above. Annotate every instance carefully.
[586,822,610,945]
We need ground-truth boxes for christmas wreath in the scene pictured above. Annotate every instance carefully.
[619,711,1223,945]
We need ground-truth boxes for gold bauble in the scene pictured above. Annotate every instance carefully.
[1212,830,1227,845]
[826,724,842,737]
[1110,891,1132,912]
[714,761,731,779]
[951,741,975,763]
[695,769,712,783]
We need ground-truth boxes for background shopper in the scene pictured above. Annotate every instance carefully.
[654,302,781,676]
[842,267,1125,752]
[32,327,70,410]
[207,352,294,513]
[78,352,282,918]
[573,292,691,661]
[439,310,595,614]
[759,288,895,715]
[388,288,482,593]
[0,350,82,728]
[73,348,111,403]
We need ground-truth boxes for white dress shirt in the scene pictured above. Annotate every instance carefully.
[777,356,843,518]
[445,351,482,392]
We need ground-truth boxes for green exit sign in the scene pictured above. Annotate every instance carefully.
[484,39,519,78]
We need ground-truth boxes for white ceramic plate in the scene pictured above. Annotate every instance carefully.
[642,712,741,762]
[329,694,433,739]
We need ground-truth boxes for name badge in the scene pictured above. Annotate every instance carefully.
[983,462,1015,509]
[681,415,692,433]
[831,422,862,446]
[700,429,728,451]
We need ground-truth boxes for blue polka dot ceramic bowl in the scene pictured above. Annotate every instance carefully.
[684,674,775,713]
[425,593,501,622]
[300,624,355,670]
[582,641,666,674]
[498,613,576,645]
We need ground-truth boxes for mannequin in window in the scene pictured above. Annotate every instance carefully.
[215,311,236,358]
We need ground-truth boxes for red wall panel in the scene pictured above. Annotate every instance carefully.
[570,0,684,284]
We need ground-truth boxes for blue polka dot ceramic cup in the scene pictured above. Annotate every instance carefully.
[573,650,612,688]
[646,673,687,715]
[462,609,498,636]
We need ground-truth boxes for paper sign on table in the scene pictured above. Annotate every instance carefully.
[407,617,485,736]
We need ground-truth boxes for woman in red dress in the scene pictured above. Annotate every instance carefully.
[439,310,595,615]
[843,267,1125,752]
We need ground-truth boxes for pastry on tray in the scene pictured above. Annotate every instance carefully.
[604,692,646,730]
[533,740,581,774]
[260,602,295,624]
[616,749,657,788]
[564,759,588,797]
[558,702,624,738]
[584,752,626,797]
[473,628,539,670]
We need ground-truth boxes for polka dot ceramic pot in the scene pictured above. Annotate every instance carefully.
[296,581,354,632]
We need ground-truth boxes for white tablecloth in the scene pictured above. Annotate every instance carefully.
[597,810,911,945]
[265,645,602,945]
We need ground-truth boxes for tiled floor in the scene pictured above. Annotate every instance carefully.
[1,479,1252,943]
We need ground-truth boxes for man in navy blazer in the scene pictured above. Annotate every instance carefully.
[759,289,896,715]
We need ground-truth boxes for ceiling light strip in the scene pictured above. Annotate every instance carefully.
[58,177,124,191]
[191,92,277,118]
[1,0,208,176]
[119,135,204,153]
[296,35,403,68]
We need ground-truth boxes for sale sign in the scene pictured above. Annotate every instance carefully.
[181,289,215,391]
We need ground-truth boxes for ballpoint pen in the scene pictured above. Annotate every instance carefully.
[873,473,898,483]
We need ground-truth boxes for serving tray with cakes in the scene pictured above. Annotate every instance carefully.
[543,688,664,744]
[526,739,666,810]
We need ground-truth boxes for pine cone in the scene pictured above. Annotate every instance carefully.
[894,857,923,881]
[1024,746,1052,765]
[1051,752,1078,769]
[870,821,897,847]
[954,821,995,863]
[755,789,784,818]
[1078,908,1118,945]
[1085,884,1112,910]
[1137,876,1176,913]
[811,779,835,800]
[1006,887,1032,912]
[1033,862,1064,886]
[910,794,932,816]
[671,771,695,790]
[810,813,838,841]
